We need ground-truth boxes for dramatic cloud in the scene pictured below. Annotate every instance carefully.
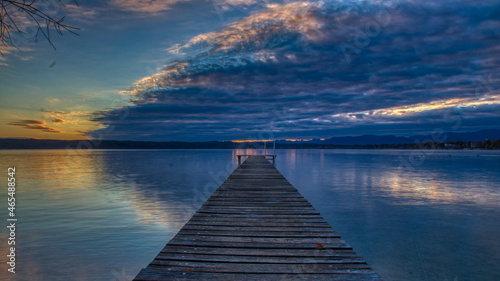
[8,120,61,133]
[332,95,500,119]
[92,0,500,141]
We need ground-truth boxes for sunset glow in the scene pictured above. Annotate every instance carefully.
[1,0,499,141]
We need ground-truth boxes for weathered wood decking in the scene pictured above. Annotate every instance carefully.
[134,156,383,280]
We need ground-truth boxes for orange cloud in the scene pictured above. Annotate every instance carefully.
[40,109,70,115]
[0,46,17,66]
[330,95,500,120]
[8,120,61,133]
[63,4,97,21]
[110,0,189,13]
[52,117,65,123]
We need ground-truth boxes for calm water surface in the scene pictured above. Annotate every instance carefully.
[0,149,499,281]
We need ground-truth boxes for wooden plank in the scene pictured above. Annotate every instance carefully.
[206,198,310,203]
[160,245,360,257]
[171,234,346,244]
[213,190,303,194]
[177,229,341,238]
[154,253,366,264]
[166,240,352,249]
[201,204,315,208]
[195,209,323,214]
[183,221,331,227]
[187,217,327,223]
[135,269,383,281]
[186,218,329,224]
[203,201,313,206]
[180,225,342,232]
[203,200,313,204]
[133,155,383,280]
[198,207,320,212]
[146,262,373,273]
[189,214,326,220]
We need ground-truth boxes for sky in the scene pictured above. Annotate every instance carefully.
[1,0,499,142]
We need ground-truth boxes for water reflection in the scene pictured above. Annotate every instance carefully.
[382,169,500,208]
[0,149,499,281]
[0,149,239,281]
[274,149,500,281]
[277,149,500,208]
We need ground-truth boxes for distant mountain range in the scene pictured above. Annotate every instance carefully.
[316,129,500,145]
[0,129,499,149]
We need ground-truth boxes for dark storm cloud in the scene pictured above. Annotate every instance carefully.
[91,0,500,141]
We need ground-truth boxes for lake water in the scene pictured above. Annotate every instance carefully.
[0,149,499,281]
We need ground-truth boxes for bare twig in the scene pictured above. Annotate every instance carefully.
[0,0,79,54]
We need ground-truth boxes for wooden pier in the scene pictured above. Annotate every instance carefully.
[134,156,383,280]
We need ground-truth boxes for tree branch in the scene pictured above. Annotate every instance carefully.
[0,0,79,54]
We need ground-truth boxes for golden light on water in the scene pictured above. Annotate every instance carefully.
[231,139,274,143]
[285,139,312,142]
[379,168,499,208]
[231,139,312,142]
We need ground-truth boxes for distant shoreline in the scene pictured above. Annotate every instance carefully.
[1,138,499,150]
